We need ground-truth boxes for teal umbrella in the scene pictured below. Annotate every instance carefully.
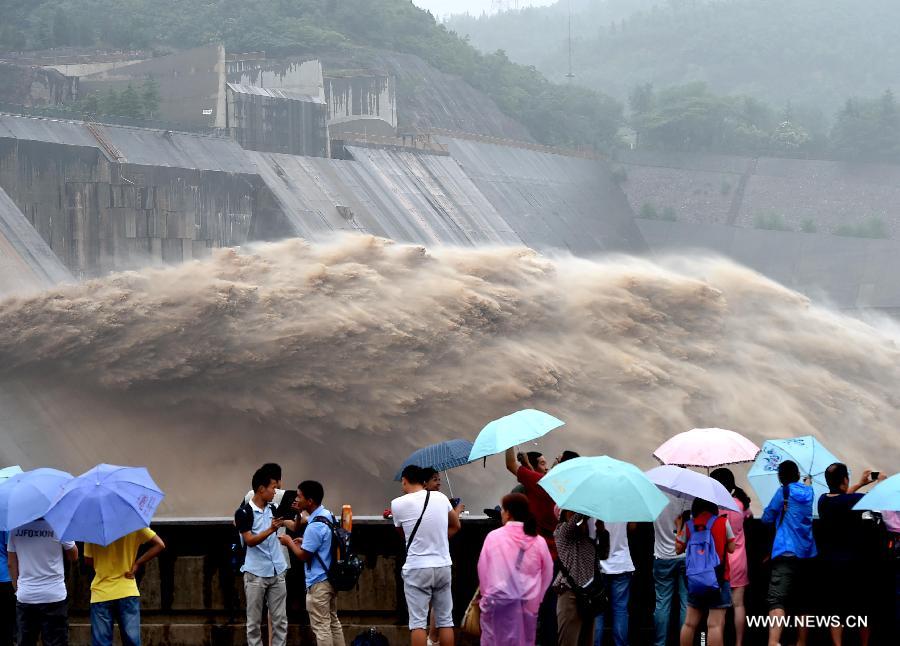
[747,436,840,516]
[853,474,900,511]
[538,456,669,522]
[468,409,565,462]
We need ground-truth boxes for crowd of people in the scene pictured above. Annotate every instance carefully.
[2,455,897,646]
[464,450,896,646]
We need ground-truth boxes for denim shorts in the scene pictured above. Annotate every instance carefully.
[688,580,732,610]
[402,566,453,630]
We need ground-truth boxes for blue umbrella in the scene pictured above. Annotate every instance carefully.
[0,468,73,531]
[0,465,23,483]
[44,464,165,546]
[394,439,474,480]
[394,439,475,498]
[468,409,565,462]
[747,436,840,517]
[853,474,900,511]
[646,465,740,511]
[539,456,669,522]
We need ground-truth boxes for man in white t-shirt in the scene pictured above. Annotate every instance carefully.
[391,465,461,646]
[7,519,79,646]
[593,522,635,646]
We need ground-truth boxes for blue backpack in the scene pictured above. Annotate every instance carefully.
[685,517,721,596]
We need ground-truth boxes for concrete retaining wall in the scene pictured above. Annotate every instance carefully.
[618,150,900,237]
[0,114,293,277]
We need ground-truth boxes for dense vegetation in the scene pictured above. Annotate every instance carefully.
[628,83,900,163]
[0,0,623,150]
[449,0,900,161]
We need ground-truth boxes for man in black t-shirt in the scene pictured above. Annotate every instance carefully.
[817,463,886,646]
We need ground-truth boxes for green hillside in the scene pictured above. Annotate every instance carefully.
[0,0,622,150]
[449,0,900,117]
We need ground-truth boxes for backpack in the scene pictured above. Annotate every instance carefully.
[231,500,279,575]
[350,628,390,646]
[309,514,364,592]
[684,517,721,596]
[230,501,253,574]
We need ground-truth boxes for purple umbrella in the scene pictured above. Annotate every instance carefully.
[645,465,740,511]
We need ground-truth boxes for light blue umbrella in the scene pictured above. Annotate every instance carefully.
[646,465,740,511]
[0,465,23,483]
[468,409,565,462]
[539,456,669,522]
[45,464,165,546]
[853,474,900,511]
[0,468,73,531]
[747,436,840,517]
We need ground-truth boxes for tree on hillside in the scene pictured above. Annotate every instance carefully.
[142,77,161,119]
[831,91,900,163]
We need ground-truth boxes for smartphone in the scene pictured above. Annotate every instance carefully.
[450,497,461,508]
[870,471,880,482]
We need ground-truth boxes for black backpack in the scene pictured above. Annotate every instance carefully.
[309,514,364,592]
[230,500,278,574]
[351,628,390,646]
[230,501,253,574]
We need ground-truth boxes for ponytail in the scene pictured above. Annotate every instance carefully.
[732,485,752,511]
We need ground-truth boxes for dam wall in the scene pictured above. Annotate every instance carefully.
[0,185,72,295]
[0,113,292,277]
[618,149,900,236]
[444,137,648,254]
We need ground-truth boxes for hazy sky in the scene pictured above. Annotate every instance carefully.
[413,1,556,19]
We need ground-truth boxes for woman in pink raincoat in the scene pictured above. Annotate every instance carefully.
[477,493,554,646]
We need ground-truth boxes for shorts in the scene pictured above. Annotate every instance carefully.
[688,580,732,610]
[767,557,810,612]
[403,566,453,630]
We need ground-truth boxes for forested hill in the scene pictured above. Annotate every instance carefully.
[0,0,622,151]
[448,0,900,114]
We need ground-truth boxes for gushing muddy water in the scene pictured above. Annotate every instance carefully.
[1,235,897,515]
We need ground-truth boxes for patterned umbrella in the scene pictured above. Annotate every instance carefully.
[748,436,840,517]
[394,439,475,481]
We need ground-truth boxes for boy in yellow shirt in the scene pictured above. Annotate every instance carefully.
[84,528,165,646]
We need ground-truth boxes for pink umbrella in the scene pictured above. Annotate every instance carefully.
[653,428,760,469]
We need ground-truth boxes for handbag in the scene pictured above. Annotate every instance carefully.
[460,587,481,637]
[559,559,609,618]
[557,521,609,618]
